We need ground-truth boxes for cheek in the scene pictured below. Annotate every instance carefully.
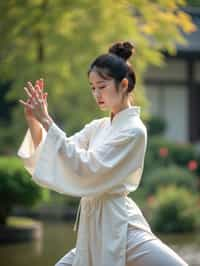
[103,91,112,101]
[106,90,119,101]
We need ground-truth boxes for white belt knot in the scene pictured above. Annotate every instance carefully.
[73,192,128,232]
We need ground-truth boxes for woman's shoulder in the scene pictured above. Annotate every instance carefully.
[134,118,147,135]
[122,116,147,137]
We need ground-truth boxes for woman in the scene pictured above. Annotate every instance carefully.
[18,41,188,266]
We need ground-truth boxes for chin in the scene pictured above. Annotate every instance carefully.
[99,105,108,111]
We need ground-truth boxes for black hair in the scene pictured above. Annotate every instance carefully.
[87,41,136,95]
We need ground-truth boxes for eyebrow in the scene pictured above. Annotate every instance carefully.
[89,81,105,85]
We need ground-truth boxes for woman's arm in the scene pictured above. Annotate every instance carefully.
[26,118,43,149]
[24,122,146,197]
[21,79,50,148]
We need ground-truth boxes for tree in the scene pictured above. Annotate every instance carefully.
[186,0,200,6]
[0,0,195,153]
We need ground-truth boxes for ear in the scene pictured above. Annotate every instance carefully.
[120,78,129,92]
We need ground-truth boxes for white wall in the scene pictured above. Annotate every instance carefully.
[145,85,188,142]
[144,59,186,81]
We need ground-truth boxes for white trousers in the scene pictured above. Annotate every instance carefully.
[55,225,188,266]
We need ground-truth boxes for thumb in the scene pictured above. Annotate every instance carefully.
[43,92,48,105]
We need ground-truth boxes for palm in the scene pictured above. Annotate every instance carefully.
[24,100,35,120]
[24,79,48,121]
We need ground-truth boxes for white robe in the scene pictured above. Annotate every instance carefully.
[17,106,157,266]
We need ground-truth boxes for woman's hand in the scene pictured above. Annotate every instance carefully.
[19,79,53,131]
[23,79,47,122]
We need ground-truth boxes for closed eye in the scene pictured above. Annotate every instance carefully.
[91,86,105,91]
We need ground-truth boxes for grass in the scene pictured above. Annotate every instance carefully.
[7,216,39,228]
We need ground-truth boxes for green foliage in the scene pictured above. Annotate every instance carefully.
[144,136,198,170]
[186,0,200,6]
[143,166,197,196]
[0,0,196,154]
[64,195,80,208]
[149,186,200,233]
[0,156,49,225]
[145,116,167,136]
[195,153,200,178]
[170,143,197,167]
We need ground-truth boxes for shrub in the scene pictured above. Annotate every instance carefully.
[143,166,197,196]
[143,138,173,180]
[0,156,49,225]
[145,116,167,136]
[144,137,199,174]
[149,137,196,162]
[149,186,200,233]
[194,152,200,176]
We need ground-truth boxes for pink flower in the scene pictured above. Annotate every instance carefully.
[187,160,198,171]
[159,147,169,158]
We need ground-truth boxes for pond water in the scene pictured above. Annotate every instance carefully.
[0,221,199,266]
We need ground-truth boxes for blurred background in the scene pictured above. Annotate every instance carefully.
[0,1,200,265]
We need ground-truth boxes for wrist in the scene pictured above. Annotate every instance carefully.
[41,115,53,131]
[26,117,41,127]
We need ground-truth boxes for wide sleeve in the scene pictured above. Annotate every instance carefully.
[17,125,47,176]
[17,119,100,187]
[18,120,146,197]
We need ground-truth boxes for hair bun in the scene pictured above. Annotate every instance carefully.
[108,41,135,61]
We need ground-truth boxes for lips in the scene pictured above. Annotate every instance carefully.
[98,101,104,104]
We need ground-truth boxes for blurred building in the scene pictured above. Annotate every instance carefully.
[144,7,200,143]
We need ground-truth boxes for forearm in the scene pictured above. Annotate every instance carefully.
[26,119,43,149]
[26,115,53,149]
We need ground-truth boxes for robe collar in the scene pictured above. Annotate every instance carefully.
[109,106,140,126]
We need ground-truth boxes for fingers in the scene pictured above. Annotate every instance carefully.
[39,78,44,90]
[35,78,44,91]
[19,93,41,109]
[22,79,47,108]
[34,78,45,100]
[34,85,44,106]
[43,92,48,99]
[24,86,32,98]
[35,81,48,105]
[24,81,36,103]
[27,81,36,95]
[19,99,33,109]
[35,85,43,99]
[43,92,48,106]
[24,80,42,98]
[35,80,40,90]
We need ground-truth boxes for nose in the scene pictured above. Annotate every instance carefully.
[93,89,101,98]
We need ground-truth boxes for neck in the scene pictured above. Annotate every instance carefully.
[110,102,132,121]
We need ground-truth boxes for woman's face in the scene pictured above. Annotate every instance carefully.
[89,70,126,112]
